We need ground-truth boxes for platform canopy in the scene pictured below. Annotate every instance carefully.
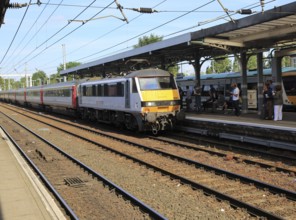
[61,1,296,77]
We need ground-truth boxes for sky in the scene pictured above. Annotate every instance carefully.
[0,0,295,79]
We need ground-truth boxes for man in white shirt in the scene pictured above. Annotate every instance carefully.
[231,83,240,116]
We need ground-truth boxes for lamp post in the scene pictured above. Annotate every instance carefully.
[62,44,67,82]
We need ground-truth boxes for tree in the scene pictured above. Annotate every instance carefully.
[232,56,240,72]
[167,65,179,77]
[55,61,81,82]
[0,77,4,90]
[133,34,163,48]
[282,56,291,67]
[57,61,81,74]
[32,70,47,85]
[247,55,257,70]
[206,56,232,74]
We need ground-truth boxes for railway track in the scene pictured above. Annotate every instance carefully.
[1,104,296,219]
[0,113,163,219]
[150,133,296,176]
[3,104,296,188]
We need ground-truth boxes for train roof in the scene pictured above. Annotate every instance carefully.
[177,67,296,81]
[42,81,77,89]
[125,68,171,78]
[80,68,171,86]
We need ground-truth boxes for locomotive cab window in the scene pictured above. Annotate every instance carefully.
[132,78,138,93]
[139,76,176,91]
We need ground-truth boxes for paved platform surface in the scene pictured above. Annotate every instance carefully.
[0,128,66,220]
[185,110,296,131]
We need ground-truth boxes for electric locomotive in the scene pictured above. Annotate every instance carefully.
[78,68,183,134]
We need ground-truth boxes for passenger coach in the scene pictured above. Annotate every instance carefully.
[42,81,77,112]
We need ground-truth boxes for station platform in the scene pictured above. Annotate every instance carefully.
[179,110,296,151]
[0,128,65,220]
[186,110,296,130]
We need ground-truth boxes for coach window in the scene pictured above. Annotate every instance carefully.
[104,84,108,96]
[108,84,117,96]
[91,85,96,96]
[83,86,87,96]
[97,85,102,96]
[86,86,93,96]
[117,82,124,96]
[63,88,71,97]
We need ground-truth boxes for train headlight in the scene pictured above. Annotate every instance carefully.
[169,100,180,106]
[142,101,157,107]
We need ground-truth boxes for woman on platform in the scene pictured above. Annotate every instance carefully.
[273,85,283,121]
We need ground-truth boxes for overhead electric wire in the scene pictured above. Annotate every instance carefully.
[43,2,229,13]
[35,0,168,74]
[0,0,32,66]
[3,0,64,74]
[72,0,277,65]
[8,0,99,73]
[3,0,282,76]
[76,0,216,63]
[13,1,116,71]
[2,0,52,68]
[163,0,275,39]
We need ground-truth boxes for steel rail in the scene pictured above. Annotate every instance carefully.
[1,112,167,220]
[2,109,291,219]
[149,133,296,175]
[0,125,79,220]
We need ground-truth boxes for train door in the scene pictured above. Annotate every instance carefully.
[40,88,43,105]
[125,80,130,109]
[79,85,83,105]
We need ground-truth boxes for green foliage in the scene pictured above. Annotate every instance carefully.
[206,57,232,74]
[32,70,47,85]
[282,56,291,67]
[57,61,81,74]
[56,61,81,82]
[133,34,163,48]
[167,65,179,77]
[232,56,240,72]
[0,77,4,90]
[247,55,257,70]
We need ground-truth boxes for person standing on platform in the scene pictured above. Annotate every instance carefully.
[193,85,202,112]
[178,86,184,109]
[268,80,275,92]
[262,84,268,119]
[209,85,217,101]
[185,85,192,111]
[230,83,240,116]
[263,82,274,120]
[273,85,283,121]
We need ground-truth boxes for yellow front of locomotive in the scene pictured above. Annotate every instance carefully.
[136,70,183,134]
